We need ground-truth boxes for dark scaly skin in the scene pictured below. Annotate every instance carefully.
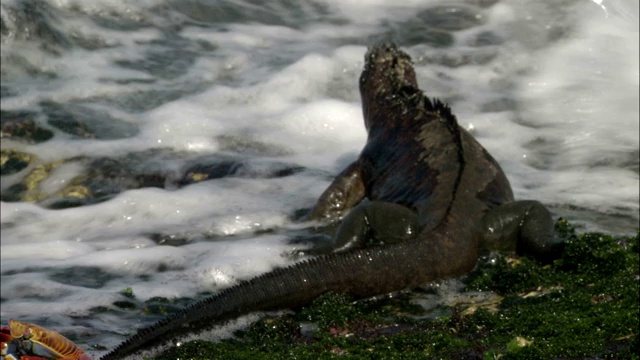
[100,43,563,360]
[306,43,561,261]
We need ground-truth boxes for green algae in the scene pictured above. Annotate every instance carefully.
[120,287,136,299]
[152,220,638,359]
[0,149,34,175]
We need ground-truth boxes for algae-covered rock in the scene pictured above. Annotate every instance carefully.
[0,109,54,143]
[40,100,139,140]
[152,220,639,359]
[1,149,179,208]
[1,140,303,208]
[0,149,34,175]
[1,161,64,202]
[46,184,95,209]
[178,155,304,187]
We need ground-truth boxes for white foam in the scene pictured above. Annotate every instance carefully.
[515,0,639,213]
[323,0,441,25]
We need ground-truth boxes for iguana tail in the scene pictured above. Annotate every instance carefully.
[99,236,453,360]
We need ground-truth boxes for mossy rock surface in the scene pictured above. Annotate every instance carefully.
[0,149,34,175]
[0,149,178,208]
[1,161,64,202]
[1,148,305,209]
[152,220,639,359]
[1,109,54,143]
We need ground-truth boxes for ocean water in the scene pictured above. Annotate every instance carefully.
[0,0,638,357]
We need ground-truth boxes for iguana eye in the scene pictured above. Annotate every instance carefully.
[23,327,33,339]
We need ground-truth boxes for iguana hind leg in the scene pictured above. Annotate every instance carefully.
[292,201,418,256]
[331,200,419,252]
[481,200,564,263]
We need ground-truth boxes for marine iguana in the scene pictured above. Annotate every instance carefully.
[100,43,563,360]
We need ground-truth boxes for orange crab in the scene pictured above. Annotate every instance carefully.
[0,320,91,360]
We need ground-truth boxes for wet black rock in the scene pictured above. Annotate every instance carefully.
[49,266,119,289]
[1,147,304,209]
[416,5,485,32]
[1,109,54,143]
[0,149,34,175]
[178,156,304,187]
[41,100,139,139]
[1,149,179,208]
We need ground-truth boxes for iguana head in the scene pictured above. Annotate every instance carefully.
[359,43,420,130]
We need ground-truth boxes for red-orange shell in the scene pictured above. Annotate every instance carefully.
[9,320,91,360]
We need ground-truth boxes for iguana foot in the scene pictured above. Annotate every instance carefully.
[482,200,564,263]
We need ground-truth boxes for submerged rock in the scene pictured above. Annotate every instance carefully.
[1,147,303,209]
[40,100,139,140]
[0,150,174,208]
[0,110,54,143]
[0,149,34,175]
[178,156,304,187]
[1,161,64,203]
